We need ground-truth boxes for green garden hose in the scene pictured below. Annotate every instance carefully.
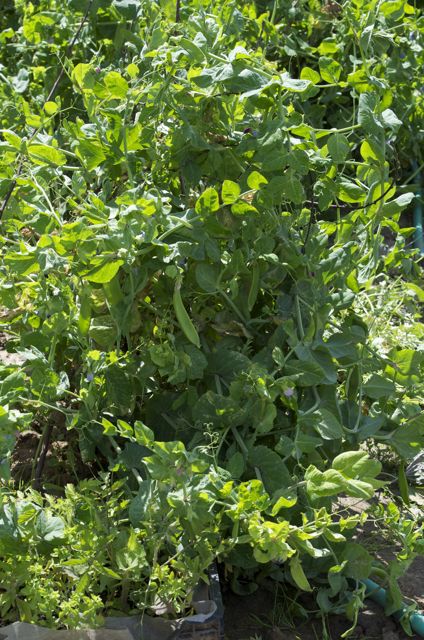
[362,578,424,637]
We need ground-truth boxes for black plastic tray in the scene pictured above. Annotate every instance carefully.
[174,564,224,640]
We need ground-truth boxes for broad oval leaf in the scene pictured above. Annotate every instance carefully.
[83,259,124,284]
[28,144,66,166]
[195,187,220,215]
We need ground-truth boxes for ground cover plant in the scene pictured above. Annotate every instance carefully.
[0,0,423,634]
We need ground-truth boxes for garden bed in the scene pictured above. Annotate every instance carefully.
[0,565,223,640]
[0,0,423,637]
[224,577,424,640]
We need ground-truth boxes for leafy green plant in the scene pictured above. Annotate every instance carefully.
[0,430,384,628]
[0,0,423,631]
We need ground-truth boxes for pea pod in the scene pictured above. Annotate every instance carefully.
[398,462,410,506]
[289,555,312,592]
[78,291,91,336]
[248,262,260,311]
[104,275,124,305]
[173,277,200,348]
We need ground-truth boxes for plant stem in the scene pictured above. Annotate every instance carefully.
[231,425,248,457]
[314,123,362,135]
[33,422,54,492]
[220,290,248,326]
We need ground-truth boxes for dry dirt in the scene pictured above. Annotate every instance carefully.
[0,331,25,366]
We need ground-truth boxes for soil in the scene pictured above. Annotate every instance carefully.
[10,421,96,489]
[223,558,424,640]
[224,494,424,640]
[0,331,25,366]
[0,331,98,490]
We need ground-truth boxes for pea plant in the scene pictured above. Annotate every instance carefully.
[0,0,423,631]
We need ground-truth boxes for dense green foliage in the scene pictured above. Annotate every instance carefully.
[0,0,423,632]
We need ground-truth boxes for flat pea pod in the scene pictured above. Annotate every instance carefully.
[289,555,312,592]
[173,277,200,348]
[78,291,91,336]
[104,275,124,305]
[398,462,410,506]
[248,262,260,311]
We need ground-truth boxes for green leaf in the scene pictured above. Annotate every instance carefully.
[113,0,140,18]
[35,512,65,543]
[43,101,59,115]
[227,452,245,478]
[231,201,257,215]
[116,419,134,438]
[310,408,344,440]
[358,93,384,137]
[271,494,297,514]
[179,38,206,62]
[222,65,268,94]
[306,451,383,500]
[332,451,381,479]
[281,170,304,204]
[318,40,339,55]
[102,418,118,436]
[76,139,107,170]
[405,282,424,302]
[363,374,395,399]
[381,108,402,130]
[295,431,323,454]
[71,63,95,91]
[337,177,365,203]
[327,133,350,163]
[4,254,39,276]
[247,171,268,190]
[2,130,21,150]
[285,359,324,386]
[380,0,405,16]
[104,71,129,99]
[83,259,124,284]
[248,263,260,311]
[195,263,219,292]
[306,467,345,498]
[300,67,321,84]
[11,68,29,93]
[389,414,424,459]
[126,63,139,79]
[28,144,66,166]
[319,56,341,83]
[385,349,424,385]
[342,543,372,580]
[207,349,251,381]
[249,446,291,495]
[89,315,116,350]
[222,180,240,204]
[134,421,154,447]
[129,481,152,525]
[195,188,220,215]
[78,292,91,336]
[105,365,133,414]
[360,140,381,162]
[381,192,414,216]
[281,74,311,92]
